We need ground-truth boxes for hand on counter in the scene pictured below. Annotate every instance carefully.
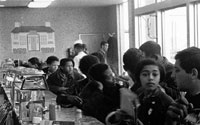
[58,87,68,91]
[67,95,83,105]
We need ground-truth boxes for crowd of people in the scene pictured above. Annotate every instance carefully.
[4,40,200,125]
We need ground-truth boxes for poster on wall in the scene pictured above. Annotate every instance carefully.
[11,22,55,54]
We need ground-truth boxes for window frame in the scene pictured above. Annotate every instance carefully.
[134,0,200,58]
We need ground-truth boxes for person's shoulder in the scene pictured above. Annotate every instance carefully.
[73,70,84,79]
[47,70,58,79]
[42,67,48,74]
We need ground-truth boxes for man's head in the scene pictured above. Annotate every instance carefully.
[139,41,161,57]
[172,47,200,93]
[91,52,104,63]
[100,41,109,52]
[74,43,83,55]
[123,48,144,80]
[60,58,75,74]
[28,57,40,69]
[46,56,59,73]
[88,63,114,85]
[79,55,100,76]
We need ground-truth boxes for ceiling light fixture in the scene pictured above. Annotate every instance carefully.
[28,0,55,8]
[0,5,5,7]
[28,1,52,8]
[0,0,6,2]
[34,0,54,1]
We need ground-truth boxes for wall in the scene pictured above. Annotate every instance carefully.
[0,7,110,62]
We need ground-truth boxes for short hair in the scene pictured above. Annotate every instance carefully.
[175,47,200,79]
[139,41,161,57]
[88,63,109,83]
[123,48,144,74]
[135,58,166,86]
[100,41,108,47]
[60,58,74,67]
[91,52,105,63]
[46,56,59,65]
[74,43,83,50]
[79,55,100,75]
[28,57,40,65]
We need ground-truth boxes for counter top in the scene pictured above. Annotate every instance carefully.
[2,86,104,125]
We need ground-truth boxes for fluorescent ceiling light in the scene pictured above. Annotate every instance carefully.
[28,1,52,8]
[0,5,5,7]
[0,0,6,2]
[34,0,54,1]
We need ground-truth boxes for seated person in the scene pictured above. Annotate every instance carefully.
[134,59,174,125]
[43,56,59,78]
[75,55,100,95]
[28,57,41,70]
[165,47,200,125]
[46,58,84,107]
[122,48,144,89]
[80,63,122,123]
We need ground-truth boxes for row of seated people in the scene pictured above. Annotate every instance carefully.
[44,41,181,125]
[11,41,199,125]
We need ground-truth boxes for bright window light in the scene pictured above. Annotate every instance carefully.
[28,1,52,8]
[0,5,5,7]
[0,0,6,1]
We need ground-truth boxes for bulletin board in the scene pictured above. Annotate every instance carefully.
[79,34,104,53]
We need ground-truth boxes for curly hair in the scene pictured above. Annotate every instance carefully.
[135,58,166,87]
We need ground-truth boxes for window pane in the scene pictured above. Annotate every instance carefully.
[198,3,200,47]
[123,2,129,32]
[163,7,187,63]
[136,13,157,46]
[139,0,156,7]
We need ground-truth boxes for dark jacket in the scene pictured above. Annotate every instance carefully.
[80,80,121,123]
[74,78,89,95]
[136,87,174,125]
[185,93,200,109]
[98,49,107,64]
[46,68,84,95]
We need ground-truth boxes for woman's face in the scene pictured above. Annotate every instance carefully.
[139,65,160,90]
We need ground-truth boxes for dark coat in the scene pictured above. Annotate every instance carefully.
[136,87,174,125]
[46,68,84,95]
[80,80,121,123]
[74,78,89,95]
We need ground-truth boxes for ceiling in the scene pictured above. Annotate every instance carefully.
[0,0,126,8]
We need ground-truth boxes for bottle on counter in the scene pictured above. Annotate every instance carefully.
[75,109,82,125]
[49,103,56,120]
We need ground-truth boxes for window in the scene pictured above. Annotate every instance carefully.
[163,7,187,63]
[134,0,200,63]
[117,1,129,74]
[136,13,157,47]
[197,3,200,47]
[135,0,156,8]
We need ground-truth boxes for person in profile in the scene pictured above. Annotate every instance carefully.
[73,43,87,73]
[42,56,59,78]
[123,48,144,89]
[96,41,109,64]
[75,55,100,95]
[28,57,42,70]
[165,47,200,125]
[80,63,121,123]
